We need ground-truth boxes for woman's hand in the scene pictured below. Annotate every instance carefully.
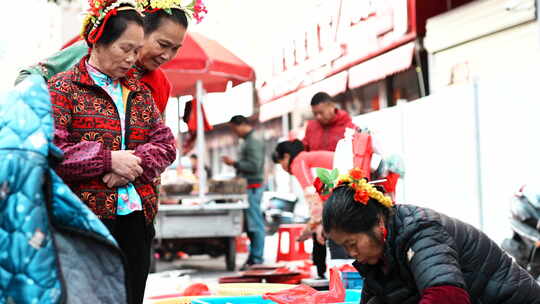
[304,193,323,219]
[297,226,312,242]
[111,150,143,181]
[102,172,130,188]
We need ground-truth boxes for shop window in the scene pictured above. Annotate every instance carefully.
[351,81,381,115]
[334,91,356,115]
[339,64,424,115]
[339,83,377,116]
[390,67,421,104]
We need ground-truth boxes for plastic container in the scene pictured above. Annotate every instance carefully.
[192,289,361,304]
[342,272,364,290]
[218,283,296,296]
[333,289,361,303]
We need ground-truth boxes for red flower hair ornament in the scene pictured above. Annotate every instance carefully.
[137,0,207,24]
[314,168,394,208]
[81,0,140,44]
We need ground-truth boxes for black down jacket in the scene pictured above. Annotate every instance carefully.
[354,204,540,304]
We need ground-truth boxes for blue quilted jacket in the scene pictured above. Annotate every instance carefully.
[0,76,129,304]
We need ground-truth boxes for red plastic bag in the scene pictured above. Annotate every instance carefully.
[352,132,373,179]
[148,282,212,300]
[263,267,345,304]
[337,264,357,272]
[264,284,318,303]
[182,282,211,296]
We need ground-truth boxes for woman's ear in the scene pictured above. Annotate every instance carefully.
[284,153,291,162]
[378,216,387,241]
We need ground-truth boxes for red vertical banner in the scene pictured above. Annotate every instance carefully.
[182,99,212,154]
[186,98,213,132]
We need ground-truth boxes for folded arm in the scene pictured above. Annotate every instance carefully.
[133,103,176,184]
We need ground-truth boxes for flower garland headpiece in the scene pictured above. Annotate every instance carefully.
[314,168,394,208]
[137,0,207,24]
[81,0,140,44]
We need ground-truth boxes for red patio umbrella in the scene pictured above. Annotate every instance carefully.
[164,32,255,151]
[162,32,255,96]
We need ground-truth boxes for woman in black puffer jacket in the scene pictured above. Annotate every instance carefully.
[321,169,540,304]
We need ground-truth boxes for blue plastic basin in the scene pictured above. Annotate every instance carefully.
[342,271,364,290]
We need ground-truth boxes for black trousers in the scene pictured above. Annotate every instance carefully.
[312,236,350,278]
[102,211,154,304]
[312,234,327,278]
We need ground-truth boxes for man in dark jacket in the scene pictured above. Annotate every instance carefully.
[223,115,266,268]
[303,92,356,152]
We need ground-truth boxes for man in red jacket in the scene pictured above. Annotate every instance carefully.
[301,92,357,275]
[303,92,356,152]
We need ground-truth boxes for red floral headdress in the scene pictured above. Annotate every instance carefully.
[314,168,394,208]
[137,0,207,24]
[81,0,140,44]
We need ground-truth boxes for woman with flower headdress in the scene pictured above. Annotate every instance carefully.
[321,169,540,304]
[48,1,177,302]
[17,0,207,114]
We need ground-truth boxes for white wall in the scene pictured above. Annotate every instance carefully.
[0,0,85,92]
[0,1,59,91]
[352,69,540,244]
[475,74,540,243]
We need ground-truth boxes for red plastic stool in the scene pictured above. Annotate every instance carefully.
[276,224,311,262]
[236,233,249,253]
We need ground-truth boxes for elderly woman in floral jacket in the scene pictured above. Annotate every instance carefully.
[48,1,176,303]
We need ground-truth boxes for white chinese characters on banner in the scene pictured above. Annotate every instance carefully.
[260,0,410,103]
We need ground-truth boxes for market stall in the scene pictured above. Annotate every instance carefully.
[154,194,248,271]
[154,31,256,270]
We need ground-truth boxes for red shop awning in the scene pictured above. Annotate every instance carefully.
[161,32,255,96]
[348,42,415,89]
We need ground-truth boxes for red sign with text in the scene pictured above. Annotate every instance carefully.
[259,0,415,104]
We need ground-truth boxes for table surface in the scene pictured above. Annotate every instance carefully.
[158,193,248,212]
